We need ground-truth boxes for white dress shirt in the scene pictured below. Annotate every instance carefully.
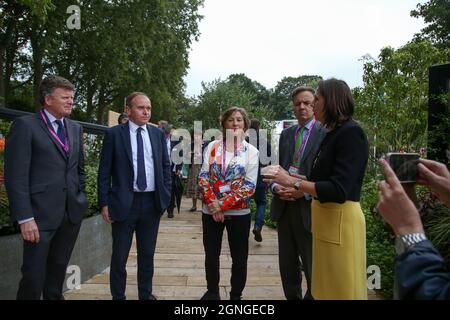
[128,120,155,192]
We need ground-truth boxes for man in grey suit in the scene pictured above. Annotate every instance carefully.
[270,86,325,300]
[4,75,88,300]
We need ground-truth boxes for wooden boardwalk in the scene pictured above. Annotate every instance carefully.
[64,197,288,300]
[64,197,379,300]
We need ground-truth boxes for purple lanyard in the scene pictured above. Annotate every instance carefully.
[40,110,69,155]
[294,119,315,163]
[221,139,237,177]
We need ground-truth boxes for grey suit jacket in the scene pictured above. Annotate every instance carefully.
[4,112,88,230]
[270,121,325,230]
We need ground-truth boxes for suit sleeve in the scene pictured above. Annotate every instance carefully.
[396,241,450,300]
[161,131,171,192]
[270,129,287,193]
[4,118,33,222]
[78,125,86,192]
[97,129,113,208]
[198,142,218,205]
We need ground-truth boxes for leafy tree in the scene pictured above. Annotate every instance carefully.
[227,73,270,109]
[1,0,204,124]
[411,0,450,47]
[0,0,53,106]
[191,78,255,130]
[354,40,450,161]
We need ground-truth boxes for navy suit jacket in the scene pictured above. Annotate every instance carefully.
[5,112,88,230]
[97,123,171,221]
[270,121,325,229]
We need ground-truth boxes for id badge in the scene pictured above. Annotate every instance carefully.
[288,165,299,175]
[219,184,231,193]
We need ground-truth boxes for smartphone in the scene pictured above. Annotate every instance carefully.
[385,153,420,183]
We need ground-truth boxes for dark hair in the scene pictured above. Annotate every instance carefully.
[291,86,315,102]
[317,78,354,128]
[250,118,260,131]
[118,113,129,124]
[39,75,74,106]
[220,106,250,135]
[125,92,150,108]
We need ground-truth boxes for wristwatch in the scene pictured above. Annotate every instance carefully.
[293,179,301,191]
[394,232,427,255]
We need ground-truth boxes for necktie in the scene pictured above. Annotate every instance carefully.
[136,127,147,191]
[55,120,66,144]
[292,127,304,166]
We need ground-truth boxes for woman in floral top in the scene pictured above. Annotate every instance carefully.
[198,107,259,300]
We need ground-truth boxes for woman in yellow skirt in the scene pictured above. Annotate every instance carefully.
[264,78,369,299]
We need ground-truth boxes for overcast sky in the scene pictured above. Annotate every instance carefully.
[183,0,427,97]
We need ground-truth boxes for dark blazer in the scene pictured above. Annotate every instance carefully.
[5,112,88,230]
[97,123,171,221]
[270,121,325,229]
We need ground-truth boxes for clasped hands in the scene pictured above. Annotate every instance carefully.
[208,199,224,222]
[262,165,306,201]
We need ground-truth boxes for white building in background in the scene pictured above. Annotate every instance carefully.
[269,119,297,163]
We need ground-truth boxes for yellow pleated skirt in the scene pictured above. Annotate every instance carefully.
[311,200,367,300]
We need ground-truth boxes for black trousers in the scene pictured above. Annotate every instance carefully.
[202,213,251,298]
[110,192,161,300]
[167,173,177,214]
[17,213,81,300]
[277,202,313,300]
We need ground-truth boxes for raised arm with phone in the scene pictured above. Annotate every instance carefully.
[377,158,450,300]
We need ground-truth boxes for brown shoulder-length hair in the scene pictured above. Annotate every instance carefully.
[317,78,354,129]
[220,106,250,135]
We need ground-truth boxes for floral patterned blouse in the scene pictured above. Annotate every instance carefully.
[198,140,259,216]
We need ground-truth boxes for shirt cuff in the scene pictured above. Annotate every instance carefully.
[18,217,34,224]
[271,183,280,193]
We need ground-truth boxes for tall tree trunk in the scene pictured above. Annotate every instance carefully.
[85,82,96,120]
[0,17,17,105]
[29,24,44,111]
[96,86,106,124]
[4,32,19,104]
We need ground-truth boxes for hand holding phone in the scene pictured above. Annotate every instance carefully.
[385,153,420,183]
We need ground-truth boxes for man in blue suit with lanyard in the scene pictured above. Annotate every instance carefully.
[98,92,171,300]
[5,75,88,299]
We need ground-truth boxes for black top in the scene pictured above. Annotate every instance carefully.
[309,119,368,203]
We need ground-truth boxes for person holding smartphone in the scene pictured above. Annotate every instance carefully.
[377,158,450,299]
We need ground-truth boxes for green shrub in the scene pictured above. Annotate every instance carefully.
[361,178,395,299]
[420,192,450,262]
[84,164,100,218]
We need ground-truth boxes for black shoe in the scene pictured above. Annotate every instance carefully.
[252,228,262,242]
[230,293,242,300]
[148,294,157,300]
[168,211,174,218]
[200,291,221,300]
[189,207,197,212]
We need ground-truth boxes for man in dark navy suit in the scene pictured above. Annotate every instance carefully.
[98,92,171,300]
[5,75,88,300]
